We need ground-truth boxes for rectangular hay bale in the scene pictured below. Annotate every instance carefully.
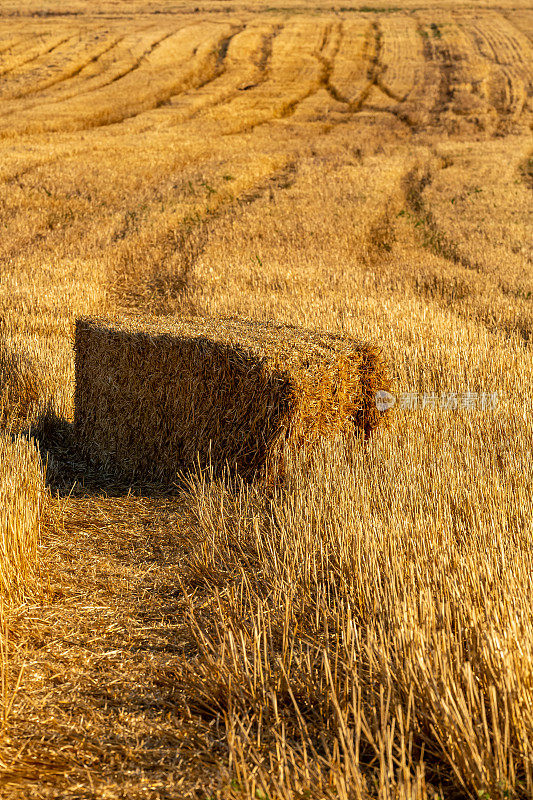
[74,315,391,482]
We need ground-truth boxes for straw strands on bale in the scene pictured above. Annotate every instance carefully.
[0,434,44,603]
[74,315,391,483]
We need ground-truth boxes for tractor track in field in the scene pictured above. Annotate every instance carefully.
[101,30,177,89]
[160,24,251,116]
[0,36,126,102]
[0,36,28,56]
[257,23,282,73]
[0,35,75,77]
[67,25,246,131]
[314,20,380,112]
[1,490,213,799]
[314,20,406,120]
[156,23,284,129]
[0,26,248,134]
[314,21,345,105]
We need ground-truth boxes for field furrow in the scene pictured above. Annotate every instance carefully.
[328,18,374,106]
[194,18,326,133]
[0,23,236,134]
[56,29,166,91]
[427,15,498,132]
[384,18,440,128]
[0,30,168,129]
[469,11,533,66]
[0,34,28,55]
[505,11,533,43]
[147,24,272,127]
[378,15,424,102]
[0,32,72,75]
[464,13,532,128]
[0,33,123,100]
[486,64,528,122]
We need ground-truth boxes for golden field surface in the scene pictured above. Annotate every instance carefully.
[0,1,532,797]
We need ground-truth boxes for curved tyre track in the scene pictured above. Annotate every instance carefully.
[0,33,73,77]
[0,24,238,134]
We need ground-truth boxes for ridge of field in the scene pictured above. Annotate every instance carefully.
[0,10,530,136]
[0,2,532,798]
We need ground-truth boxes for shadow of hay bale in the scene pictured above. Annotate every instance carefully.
[26,408,180,499]
[74,315,392,487]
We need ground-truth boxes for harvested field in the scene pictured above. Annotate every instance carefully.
[0,0,532,798]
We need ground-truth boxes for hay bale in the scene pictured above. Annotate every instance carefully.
[74,315,391,482]
[0,434,44,603]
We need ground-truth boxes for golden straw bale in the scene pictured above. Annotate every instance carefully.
[0,434,44,603]
[74,315,391,482]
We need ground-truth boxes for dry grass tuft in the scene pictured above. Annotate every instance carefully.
[0,337,43,424]
[0,433,44,604]
[74,315,391,483]
[171,437,533,798]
